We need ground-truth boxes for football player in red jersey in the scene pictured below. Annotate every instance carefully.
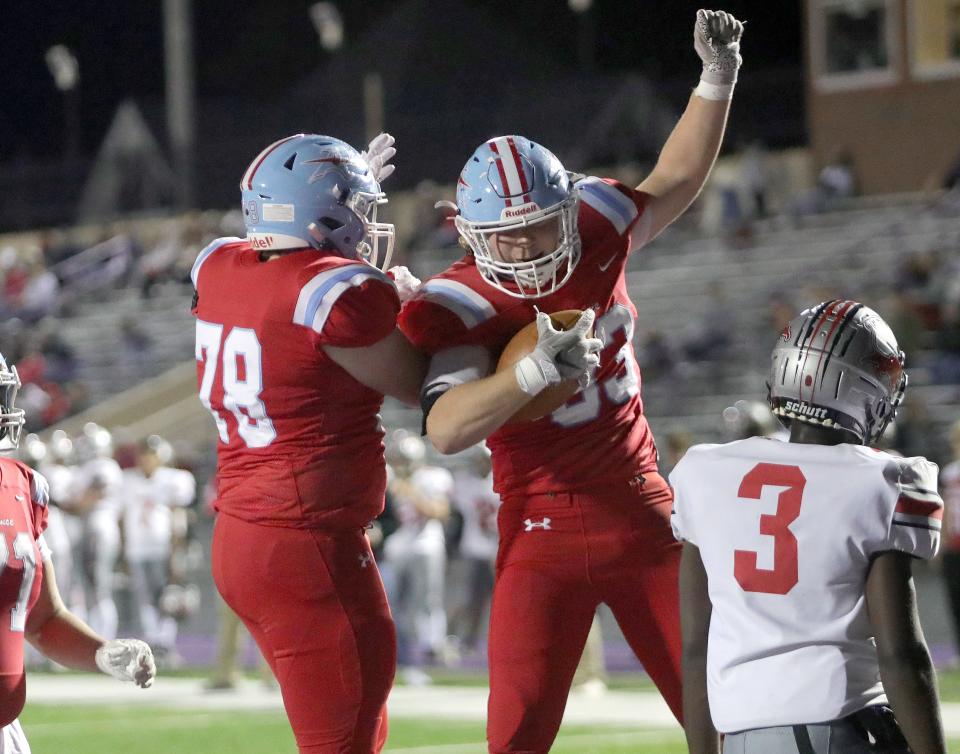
[0,354,155,752]
[193,133,426,754]
[398,10,743,752]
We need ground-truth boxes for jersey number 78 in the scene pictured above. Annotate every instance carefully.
[196,320,277,448]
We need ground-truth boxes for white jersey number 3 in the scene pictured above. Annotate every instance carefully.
[196,320,277,448]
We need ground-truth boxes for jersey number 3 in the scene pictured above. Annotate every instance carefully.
[734,463,806,595]
[196,320,277,448]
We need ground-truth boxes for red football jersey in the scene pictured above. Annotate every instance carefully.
[0,459,49,727]
[193,238,401,528]
[399,178,659,496]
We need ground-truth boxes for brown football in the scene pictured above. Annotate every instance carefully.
[497,309,590,423]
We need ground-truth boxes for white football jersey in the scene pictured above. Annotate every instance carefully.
[451,469,500,560]
[670,437,942,733]
[940,459,960,552]
[122,467,196,560]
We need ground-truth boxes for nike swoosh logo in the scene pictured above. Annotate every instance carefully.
[598,253,618,272]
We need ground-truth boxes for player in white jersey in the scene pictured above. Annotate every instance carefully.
[447,445,499,655]
[122,436,196,663]
[71,423,124,640]
[671,300,947,754]
[382,431,453,684]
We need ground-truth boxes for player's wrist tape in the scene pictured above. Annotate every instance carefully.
[694,78,736,101]
[515,355,558,396]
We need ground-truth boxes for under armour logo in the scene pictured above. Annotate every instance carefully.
[523,517,552,531]
[358,553,373,568]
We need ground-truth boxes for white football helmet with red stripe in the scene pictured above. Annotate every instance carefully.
[454,136,580,298]
[767,300,907,443]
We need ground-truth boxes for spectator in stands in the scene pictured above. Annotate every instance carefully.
[680,280,735,364]
[19,257,59,322]
[788,150,858,218]
[118,315,154,375]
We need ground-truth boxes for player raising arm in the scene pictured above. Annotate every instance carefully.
[193,133,425,754]
[0,354,154,753]
[673,300,947,754]
[399,10,743,753]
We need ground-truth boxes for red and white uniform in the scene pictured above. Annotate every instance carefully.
[401,177,657,498]
[194,237,400,530]
[670,437,942,733]
[193,238,399,754]
[0,458,50,733]
[400,179,682,753]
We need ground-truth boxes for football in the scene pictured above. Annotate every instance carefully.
[497,309,590,423]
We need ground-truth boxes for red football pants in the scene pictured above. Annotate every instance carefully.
[212,513,396,754]
[487,473,682,754]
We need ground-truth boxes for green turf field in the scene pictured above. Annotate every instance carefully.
[19,705,687,753]
[16,703,960,753]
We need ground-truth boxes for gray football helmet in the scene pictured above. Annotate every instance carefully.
[767,300,906,444]
[0,353,25,448]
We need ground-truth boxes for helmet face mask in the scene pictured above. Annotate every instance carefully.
[767,300,907,444]
[455,136,581,298]
[241,134,395,270]
[0,355,25,449]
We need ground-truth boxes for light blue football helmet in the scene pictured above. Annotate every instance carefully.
[240,134,395,269]
[454,136,580,298]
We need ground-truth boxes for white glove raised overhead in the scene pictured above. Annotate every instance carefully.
[693,9,744,100]
[387,265,421,304]
[361,132,397,184]
[515,310,603,396]
[95,639,156,689]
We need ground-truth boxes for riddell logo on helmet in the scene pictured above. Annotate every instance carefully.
[783,400,828,419]
[250,235,275,249]
[501,203,540,220]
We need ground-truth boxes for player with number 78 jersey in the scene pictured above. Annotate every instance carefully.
[193,133,426,754]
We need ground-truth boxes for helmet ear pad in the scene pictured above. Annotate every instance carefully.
[307,205,367,255]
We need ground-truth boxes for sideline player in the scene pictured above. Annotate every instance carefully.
[399,10,742,751]
[0,353,155,752]
[193,132,426,754]
[672,300,947,754]
[122,435,196,664]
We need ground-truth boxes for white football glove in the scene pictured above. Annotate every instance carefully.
[387,265,421,304]
[694,9,744,88]
[360,132,397,184]
[515,310,603,396]
[95,639,156,689]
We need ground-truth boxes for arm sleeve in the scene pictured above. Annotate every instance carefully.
[576,177,653,254]
[294,263,401,348]
[882,456,943,560]
[28,468,50,541]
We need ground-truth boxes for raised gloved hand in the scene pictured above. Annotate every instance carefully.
[386,265,421,304]
[515,310,603,396]
[361,133,397,184]
[95,639,156,689]
[693,9,744,99]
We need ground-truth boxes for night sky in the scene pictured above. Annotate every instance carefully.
[2,1,803,162]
